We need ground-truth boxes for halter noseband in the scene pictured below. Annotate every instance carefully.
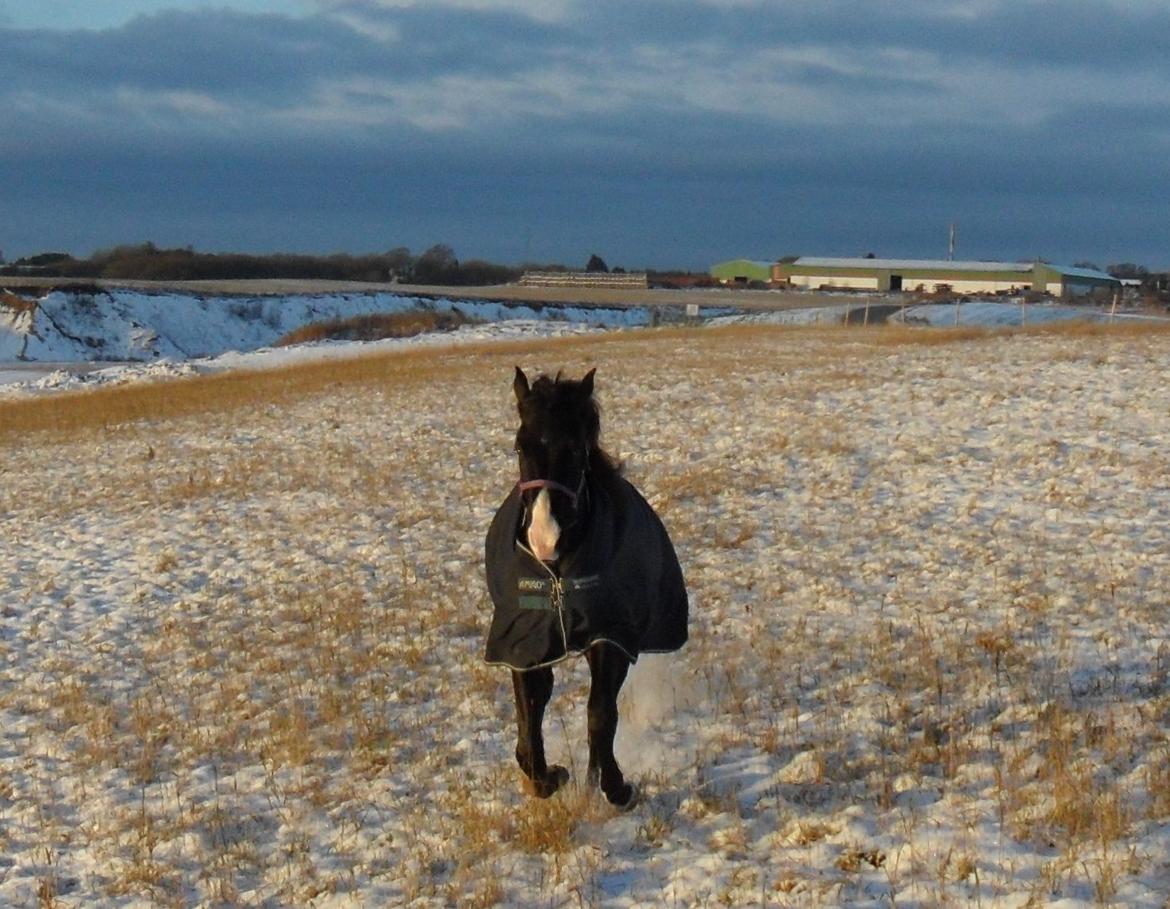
[516,475,585,510]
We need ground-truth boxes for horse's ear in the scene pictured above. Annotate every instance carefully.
[513,366,530,401]
[580,368,596,399]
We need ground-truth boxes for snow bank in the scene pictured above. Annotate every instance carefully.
[708,303,854,326]
[895,299,1112,326]
[0,287,653,364]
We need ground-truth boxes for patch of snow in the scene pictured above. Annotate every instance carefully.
[709,303,854,326]
[895,300,1107,326]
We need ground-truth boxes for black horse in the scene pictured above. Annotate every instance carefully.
[483,367,688,808]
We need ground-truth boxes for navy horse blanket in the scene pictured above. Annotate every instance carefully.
[484,476,688,671]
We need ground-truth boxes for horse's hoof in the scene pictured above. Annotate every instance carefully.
[605,782,638,811]
[521,764,570,798]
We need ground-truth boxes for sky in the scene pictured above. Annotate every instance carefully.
[1,1,1168,270]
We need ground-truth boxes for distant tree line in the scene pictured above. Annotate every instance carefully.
[0,244,733,289]
[406,244,527,285]
[1071,261,1153,280]
[1106,263,1151,280]
[0,242,527,286]
[0,244,680,287]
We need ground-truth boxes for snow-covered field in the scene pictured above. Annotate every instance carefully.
[3,324,1170,907]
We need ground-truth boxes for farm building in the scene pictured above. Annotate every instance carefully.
[770,257,1120,298]
[710,259,773,285]
[518,271,648,289]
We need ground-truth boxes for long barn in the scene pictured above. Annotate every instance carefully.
[769,257,1119,297]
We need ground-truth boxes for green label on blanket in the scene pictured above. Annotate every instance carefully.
[518,577,552,610]
[516,575,601,610]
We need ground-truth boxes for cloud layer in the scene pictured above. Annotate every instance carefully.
[3,0,1168,267]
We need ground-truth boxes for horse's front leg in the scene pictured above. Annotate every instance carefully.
[586,643,635,808]
[512,667,569,798]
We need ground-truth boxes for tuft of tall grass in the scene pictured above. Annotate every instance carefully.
[1,290,39,315]
[274,309,480,347]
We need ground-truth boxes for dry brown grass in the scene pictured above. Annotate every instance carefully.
[0,332,601,443]
[7,319,1166,446]
[1018,318,1170,339]
[868,324,1009,346]
[1,290,38,315]
[274,308,480,346]
[869,317,1170,347]
[0,324,802,444]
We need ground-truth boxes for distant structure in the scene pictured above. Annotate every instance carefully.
[709,259,773,285]
[771,258,1120,297]
[519,271,648,289]
[711,255,1124,298]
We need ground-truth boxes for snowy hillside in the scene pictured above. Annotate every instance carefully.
[0,287,653,363]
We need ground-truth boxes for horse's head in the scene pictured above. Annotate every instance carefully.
[512,366,599,563]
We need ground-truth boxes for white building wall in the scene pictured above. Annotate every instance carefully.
[904,278,1031,294]
[789,274,880,290]
[789,274,1030,293]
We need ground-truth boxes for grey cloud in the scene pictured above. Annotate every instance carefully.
[1,1,1168,266]
[700,0,1170,70]
[5,3,1165,129]
[0,10,385,95]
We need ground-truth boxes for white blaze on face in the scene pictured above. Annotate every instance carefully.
[526,489,560,562]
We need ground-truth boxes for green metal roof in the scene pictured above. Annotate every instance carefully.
[710,259,773,281]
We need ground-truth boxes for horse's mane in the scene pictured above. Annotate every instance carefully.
[526,372,623,484]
